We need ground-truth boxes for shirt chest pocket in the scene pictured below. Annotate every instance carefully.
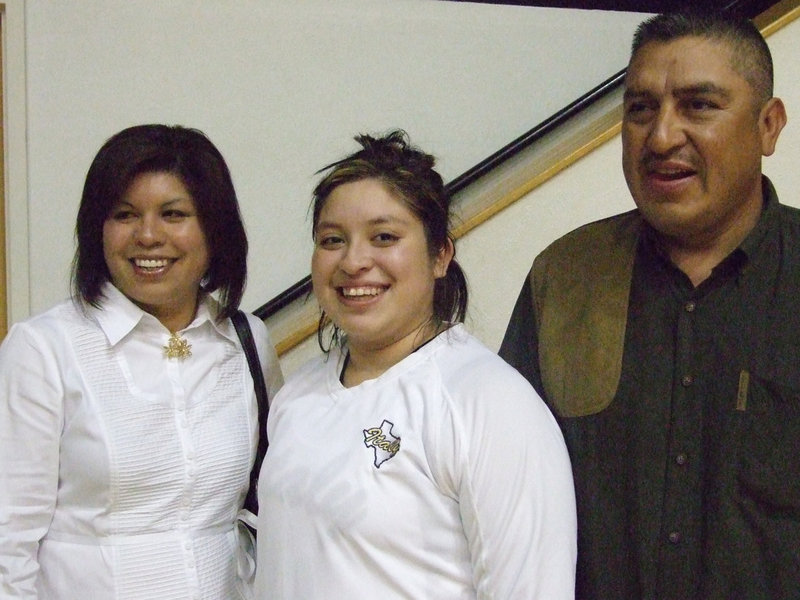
[736,373,800,512]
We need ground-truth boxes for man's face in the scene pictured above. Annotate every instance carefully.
[622,36,779,247]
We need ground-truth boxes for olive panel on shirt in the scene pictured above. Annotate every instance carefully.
[559,190,800,600]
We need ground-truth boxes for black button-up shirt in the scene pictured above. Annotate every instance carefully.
[501,178,800,599]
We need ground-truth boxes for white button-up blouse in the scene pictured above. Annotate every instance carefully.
[0,284,282,599]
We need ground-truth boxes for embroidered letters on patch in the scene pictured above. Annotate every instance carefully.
[363,420,401,468]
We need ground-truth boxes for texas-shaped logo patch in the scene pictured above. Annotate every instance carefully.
[363,420,401,468]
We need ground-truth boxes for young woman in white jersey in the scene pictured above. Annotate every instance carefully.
[255,130,576,598]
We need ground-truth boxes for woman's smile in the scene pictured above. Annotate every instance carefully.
[312,177,448,355]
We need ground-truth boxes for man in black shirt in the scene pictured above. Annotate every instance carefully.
[500,9,796,599]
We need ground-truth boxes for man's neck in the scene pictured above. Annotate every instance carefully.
[663,205,762,287]
[668,247,731,287]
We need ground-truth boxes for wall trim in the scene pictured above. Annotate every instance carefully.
[1,0,29,337]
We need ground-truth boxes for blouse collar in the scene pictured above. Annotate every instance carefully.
[91,282,238,347]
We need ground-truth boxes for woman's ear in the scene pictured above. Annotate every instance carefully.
[433,238,455,279]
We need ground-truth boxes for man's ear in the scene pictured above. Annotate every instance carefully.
[759,96,787,156]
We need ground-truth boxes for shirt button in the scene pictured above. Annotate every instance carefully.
[668,531,681,544]
[684,301,696,312]
[676,453,688,465]
[681,375,694,387]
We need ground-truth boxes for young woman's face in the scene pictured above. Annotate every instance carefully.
[312,178,451,354]
[103,171,210,331]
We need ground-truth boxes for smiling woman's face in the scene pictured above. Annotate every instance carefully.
[103,171,210,331]
[311,177,450,355]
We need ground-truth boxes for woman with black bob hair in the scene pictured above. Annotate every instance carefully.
[74,123,247,317]
[255,130,576,598]
[0,124,282,599]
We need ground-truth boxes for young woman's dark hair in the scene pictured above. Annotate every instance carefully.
[71,124,248,321]
[311,130,468,350]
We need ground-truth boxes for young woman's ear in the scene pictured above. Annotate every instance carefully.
[433,238,455,279]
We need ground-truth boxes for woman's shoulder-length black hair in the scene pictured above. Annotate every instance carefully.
[71,124,248,321]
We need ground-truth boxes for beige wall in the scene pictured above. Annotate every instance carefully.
[9,2,795,377]
[4,0,644,325]
[459,13,800,352]
[279,12,800,375]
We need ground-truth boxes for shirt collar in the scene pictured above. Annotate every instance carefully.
[91,282,238,346]
[737,175,779,260]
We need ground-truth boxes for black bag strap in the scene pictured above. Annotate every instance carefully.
[231,310,269,516]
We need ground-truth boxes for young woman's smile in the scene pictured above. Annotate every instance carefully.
[312,178,450,356]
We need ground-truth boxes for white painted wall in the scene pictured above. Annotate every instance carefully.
[7,1,795,378]
[5,0,645,324]
[280,12,800,375]
[459,14,800,351]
